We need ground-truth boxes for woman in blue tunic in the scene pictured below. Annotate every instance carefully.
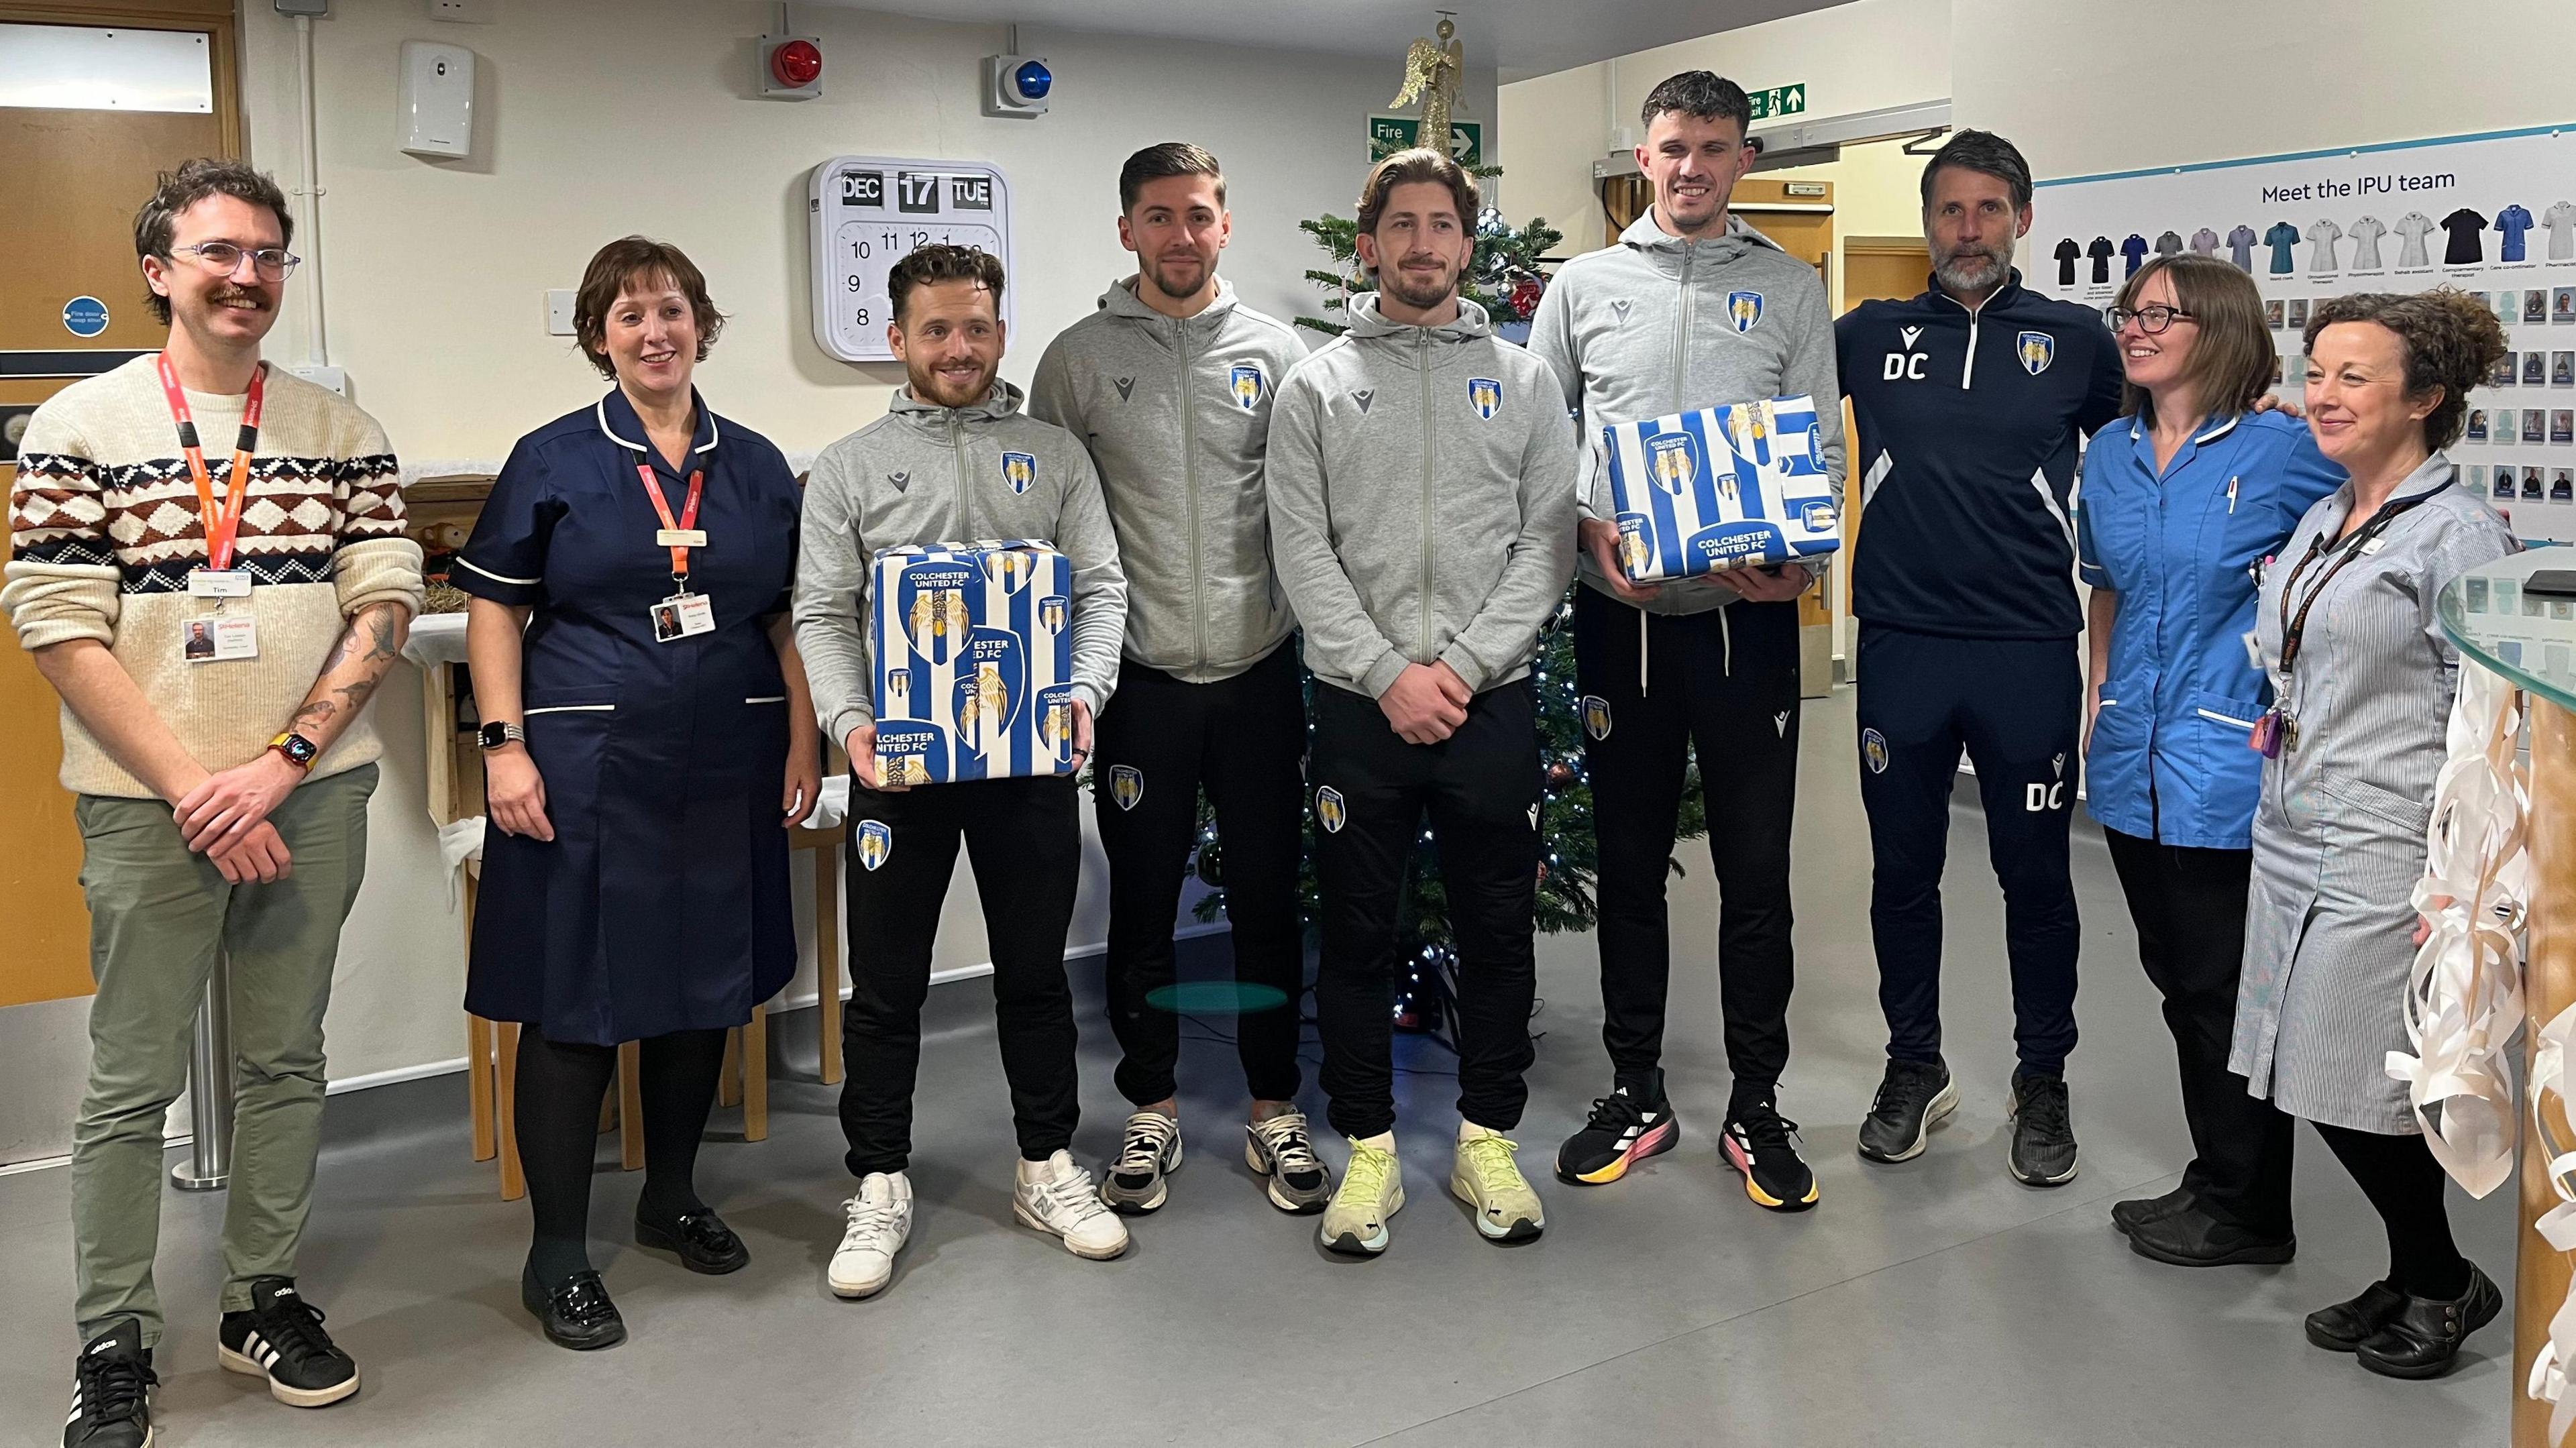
[454,237,818,1350]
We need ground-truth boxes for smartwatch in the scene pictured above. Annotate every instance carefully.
[477,721,527,750]
[268,732,321,772]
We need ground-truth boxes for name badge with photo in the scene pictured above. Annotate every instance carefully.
[187,569,253,599]
[651,592,716,643]
[182,613,258,663]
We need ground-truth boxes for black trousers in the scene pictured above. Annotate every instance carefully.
[2104,828,2295,1235]
[1093,644,1307,1107]
[1574,589,1801,1103]
[839,773,1082,1176]
[1309,679,1540,1140]
[1856,624,2082,1076]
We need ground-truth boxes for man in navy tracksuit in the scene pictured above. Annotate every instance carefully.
[1835,131,2121,1187]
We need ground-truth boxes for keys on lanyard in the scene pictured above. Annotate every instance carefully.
[157,353,266,662]
[639,463,715,642]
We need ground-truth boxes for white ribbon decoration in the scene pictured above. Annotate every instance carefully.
[2389,661,2528,1199]
[2530,1001,2576,1443]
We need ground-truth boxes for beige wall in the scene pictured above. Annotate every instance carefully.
[235,2,1496,465]
[1954,0,2576,182]
[1499,0,1951,258]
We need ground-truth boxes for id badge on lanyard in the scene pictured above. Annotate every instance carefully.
[157,354,265,662]
[639,463,714,642]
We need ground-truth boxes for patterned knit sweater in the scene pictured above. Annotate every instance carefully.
[3,355,426,798]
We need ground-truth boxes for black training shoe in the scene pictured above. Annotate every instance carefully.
[2355,1263,2503,1380]
[1554,1076,1680,1186]
[1721,1099,1819,1212]
[64,1319,154,1448]
[2110,1184,2193,1237]
[1856,1058,1957,1164]
[2006,1070,2079,1186]
[523,1266,627,1351]
[2125,1203,2295,1267]
[2306,1280,2410,1353]
[636,1208,749,1275]
[217,1278,359,1408]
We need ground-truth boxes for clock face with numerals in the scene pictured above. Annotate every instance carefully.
[808,156,1013,364]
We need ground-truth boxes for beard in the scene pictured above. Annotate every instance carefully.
[1378,262,1460,313]
[1141,252,1213,302]
[906,355,995,408]
[1931,236,2015,294]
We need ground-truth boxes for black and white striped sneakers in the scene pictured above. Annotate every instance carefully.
[216,1278,359,1408]
[64,1319,154,1448]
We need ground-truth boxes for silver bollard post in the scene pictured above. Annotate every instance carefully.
[170,958,233,1192]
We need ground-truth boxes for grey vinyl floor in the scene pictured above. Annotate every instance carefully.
[0,688,2514,1447]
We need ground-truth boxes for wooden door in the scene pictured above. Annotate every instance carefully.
[1831,235,1932,624]
[1,2,236,1011]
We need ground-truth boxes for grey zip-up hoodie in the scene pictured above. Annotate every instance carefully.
[1266,293,1577,700]
[1027,277,1306,683]
[1527,211,1846,615]
[792,381,1128,750]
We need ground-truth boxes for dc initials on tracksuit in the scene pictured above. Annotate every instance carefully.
[1834,272,2123,1076]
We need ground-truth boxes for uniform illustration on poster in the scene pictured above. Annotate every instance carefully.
[806,154,1013,365]
[2031,123,2576,541]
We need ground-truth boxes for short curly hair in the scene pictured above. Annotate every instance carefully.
[888,243,1006,326]
[573,236,724,380]
[2303,288,2508,451]
[133,158,293,325]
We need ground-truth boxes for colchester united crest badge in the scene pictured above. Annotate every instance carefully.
[1038,594,1068,633]
[1001,450,1037,494]
[1110,765,1144,812]
[856,820,894,872]
[1581,695,1613,741]
[2017,331,2056,376]
[1315,785,1348,834]
[1468,377,1502,421]
[1646,431,1699,496]
[1727,290,1763,333]
[1862,728,1890,774]
[1230,362,1265,411]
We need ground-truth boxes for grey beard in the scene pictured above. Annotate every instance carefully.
[1933,245,2013,294]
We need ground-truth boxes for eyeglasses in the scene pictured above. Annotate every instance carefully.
[168,241,302,281]
[2108,304,2196,335]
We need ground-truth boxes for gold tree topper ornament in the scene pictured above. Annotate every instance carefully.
[1389,15,1465,156]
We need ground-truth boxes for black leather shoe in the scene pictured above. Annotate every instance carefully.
[521,1267,627,1351]
[2126,1203,2295,1267]
[636,1209,749,1275]
[2305,1280,2408,1353]
[2355,1263,2502,1380]
[2110,1185,2193,1237]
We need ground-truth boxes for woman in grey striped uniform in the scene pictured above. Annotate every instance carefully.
[2233,288,2516,1379]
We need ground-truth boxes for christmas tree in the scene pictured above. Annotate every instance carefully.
[1292,207,1562,339]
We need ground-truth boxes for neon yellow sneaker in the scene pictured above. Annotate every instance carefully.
[1451,1129,1546,1243]
[1319,1136,1403,1256]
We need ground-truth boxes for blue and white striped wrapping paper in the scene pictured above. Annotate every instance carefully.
[870,539,1075,785]
[1599,394,1841,582]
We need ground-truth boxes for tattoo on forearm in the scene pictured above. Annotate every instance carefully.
[362,606,400,663]
[294,699,337,729]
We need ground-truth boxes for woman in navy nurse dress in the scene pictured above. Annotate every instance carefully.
[453,237,817,1350]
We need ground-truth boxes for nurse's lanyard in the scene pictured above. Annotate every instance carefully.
[637,464,706,592]
[155,353,266,577]
[2250,480,2449,757]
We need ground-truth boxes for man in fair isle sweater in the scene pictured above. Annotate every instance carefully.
[3,160,422,1448]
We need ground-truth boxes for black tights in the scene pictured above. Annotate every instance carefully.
[514,1027,729,1288]
[2314,1121,2471,1299]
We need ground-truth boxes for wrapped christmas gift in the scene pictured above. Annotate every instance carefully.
[1599,395,1840,582]
[870,540,1076,784]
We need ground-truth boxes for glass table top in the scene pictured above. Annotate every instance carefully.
[2440,549,2576,713]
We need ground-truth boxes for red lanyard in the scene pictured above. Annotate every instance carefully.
[155,353,265,571]
[637,464,705,583]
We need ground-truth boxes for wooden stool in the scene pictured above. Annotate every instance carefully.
[792,820,848,1084]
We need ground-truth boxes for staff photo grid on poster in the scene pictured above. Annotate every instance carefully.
[2038,125,2576,543]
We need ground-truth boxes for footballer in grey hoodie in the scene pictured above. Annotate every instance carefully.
[1528,210,1846,614]
[1028,276,1304,681]
[1267,291,1577,702]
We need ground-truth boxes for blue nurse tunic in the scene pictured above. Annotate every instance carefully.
[455,388,800,1046]
[2074,408,2340,849]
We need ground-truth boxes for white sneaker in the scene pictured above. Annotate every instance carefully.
[829,1171,912,1298]
[1014,1150,1131,1260]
